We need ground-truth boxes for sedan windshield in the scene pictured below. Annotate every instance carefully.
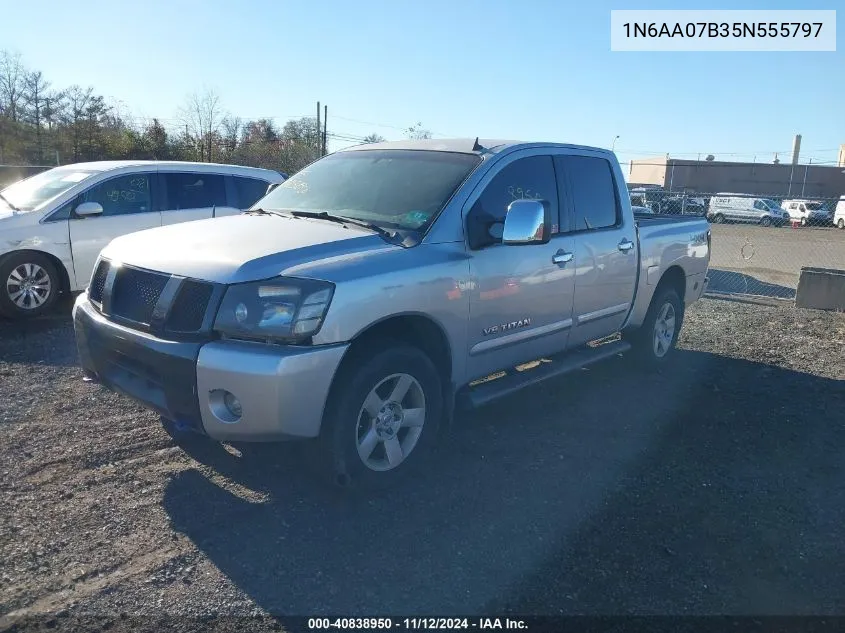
[0,168,97,212]
[255,150,481,231]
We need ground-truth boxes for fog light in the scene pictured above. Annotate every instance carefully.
[224,391,242,417]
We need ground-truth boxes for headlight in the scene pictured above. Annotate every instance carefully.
[213,277,334,342]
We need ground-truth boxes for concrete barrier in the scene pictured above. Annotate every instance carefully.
[796,267,845,312]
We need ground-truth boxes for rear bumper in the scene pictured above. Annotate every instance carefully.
[73,294,348,441]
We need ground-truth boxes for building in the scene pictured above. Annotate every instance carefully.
[628,156,845,200]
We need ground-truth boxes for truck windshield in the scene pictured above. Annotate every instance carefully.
[255,150,481,231]
[0,168,97,212]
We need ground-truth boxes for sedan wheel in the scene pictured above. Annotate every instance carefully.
[7,263,52,310]
[0,253,60,319]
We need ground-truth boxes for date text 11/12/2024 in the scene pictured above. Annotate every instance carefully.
[307,618,528,630]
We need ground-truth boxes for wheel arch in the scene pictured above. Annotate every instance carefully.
[324,312,455,433]
[0,248,72,295]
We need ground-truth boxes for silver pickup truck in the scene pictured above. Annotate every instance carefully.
[73,139,710,487]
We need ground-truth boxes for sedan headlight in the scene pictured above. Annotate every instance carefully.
[213,277,334,342]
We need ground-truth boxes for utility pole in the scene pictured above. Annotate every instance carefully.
[323,104,328,156]
[801,159,811,197]
[316,101,321,159]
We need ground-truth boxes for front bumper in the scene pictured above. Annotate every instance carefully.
[73,294,348,441]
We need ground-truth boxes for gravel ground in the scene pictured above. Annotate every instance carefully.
[1,296,844,630]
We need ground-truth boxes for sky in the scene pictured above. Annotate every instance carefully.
[3,0,843,173]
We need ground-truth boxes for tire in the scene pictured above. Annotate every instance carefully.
[838,218,844,230]
[0,251,61,319]
[800,217,807,226]
[321,344,443,490]
[623,287,683,368]
[712,213,725,224]
[760,216,772,227]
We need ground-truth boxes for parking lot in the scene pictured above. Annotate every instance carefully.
[708,223,845,297]
[1,295,844,626]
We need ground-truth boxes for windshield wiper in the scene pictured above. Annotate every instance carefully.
[244,207,291,217]
[0,192,20,213]
[288,210,399,242]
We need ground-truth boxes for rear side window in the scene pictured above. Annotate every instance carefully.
[753,200,766,210]
[557,156,619,231]
[164,173,226,209]
[232,176,270,209]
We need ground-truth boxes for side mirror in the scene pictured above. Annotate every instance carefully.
[502,199,550,245]
[75,201,103,217]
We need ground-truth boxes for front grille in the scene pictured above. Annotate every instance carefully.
[165,280,214,332]
[89,260,109,304]
[110,267,169,325]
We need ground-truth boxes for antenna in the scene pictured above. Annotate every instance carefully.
[472,137,483,152]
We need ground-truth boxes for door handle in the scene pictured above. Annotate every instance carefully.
[618,238,634,252]
[552,250,573,265]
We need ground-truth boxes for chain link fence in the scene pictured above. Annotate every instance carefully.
[628,188,845,300]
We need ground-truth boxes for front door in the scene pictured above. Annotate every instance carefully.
[68,172,161,288]
[465,152,576,381]
[556,154,639,347]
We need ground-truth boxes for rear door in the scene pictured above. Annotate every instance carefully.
[68,171,161,288]
[222,175,273,216]
[159,171,235,225]
[558,154,639,347]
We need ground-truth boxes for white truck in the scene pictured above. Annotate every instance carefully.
[73,139,711,487]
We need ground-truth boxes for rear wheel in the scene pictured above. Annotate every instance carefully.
[0,252,61,319]
[838,218,844,230]
[322,344,443,489]
[624,287,683,368]
[712,213,725,224]
[800,217,807,226]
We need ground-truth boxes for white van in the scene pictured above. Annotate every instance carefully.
[834,196,845,229]
[0,161,285,319]
[706,194,788,227]
[782,199,833,226]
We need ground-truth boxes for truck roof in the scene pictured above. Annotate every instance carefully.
[338,137,612,157]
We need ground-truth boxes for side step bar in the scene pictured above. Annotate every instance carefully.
[458,339,631,410]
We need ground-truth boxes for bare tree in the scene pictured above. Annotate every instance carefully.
[22,71,50,162]
[363,133,386,144]
[406,122,432,140]
[61,85,93,161]
[0,50,25,121]
[220,115,242,159]
[180,88,223,162]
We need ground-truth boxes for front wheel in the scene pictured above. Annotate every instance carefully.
[623,288,683,368]
[712,213,725,224]
[322,344,443,489]
[838,218,844,230]
[0,252,61,319]
[760,216,772,227]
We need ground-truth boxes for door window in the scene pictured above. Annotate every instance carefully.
[232,176,271,208]
[557,156,619,231]
[82,174,152,216]
[164,173,227,210]
[753,200,766,211]
[467,156,558,248]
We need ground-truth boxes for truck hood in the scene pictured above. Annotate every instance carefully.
[100,213,392,284]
